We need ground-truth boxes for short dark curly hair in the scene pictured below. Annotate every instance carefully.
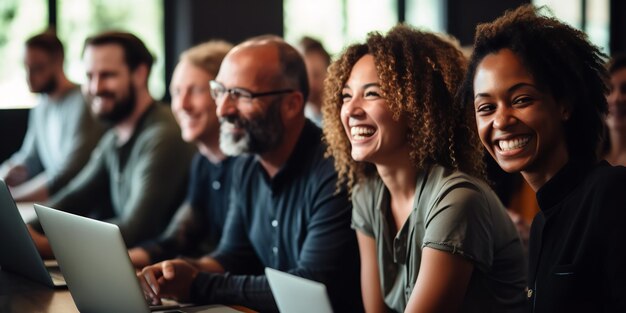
[458,4,609,166]
[323,24,484,191]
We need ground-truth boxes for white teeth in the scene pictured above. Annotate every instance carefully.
[178,116,195,124]
[350,126,375,140]
[498,137,530,151]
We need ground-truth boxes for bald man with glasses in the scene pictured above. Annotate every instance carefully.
[138,36,363,313]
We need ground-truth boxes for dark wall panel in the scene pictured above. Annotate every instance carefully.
[610,0,626,55]
[163,0,283,102]
[0,109,29,162]
[447,0,529,46]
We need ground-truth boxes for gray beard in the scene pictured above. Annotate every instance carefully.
[219,99,284,156]
[219,122,253,156]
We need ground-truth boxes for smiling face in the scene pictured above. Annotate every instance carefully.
[473,49,569,183]
[83,44,137,124]
[214,45,286,156]
[340,54,408,164]
[170,60,219,144]
[24,47,58,94]
[607,67,626,133]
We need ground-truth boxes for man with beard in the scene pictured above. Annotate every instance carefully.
[138,36,363,313]
[0,31,103,202]
[28,31,194,259]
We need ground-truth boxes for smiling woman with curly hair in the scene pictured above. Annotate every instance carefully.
[323,26,483,190]
[322,24,526,313]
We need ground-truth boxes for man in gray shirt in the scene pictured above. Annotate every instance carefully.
[0,31,103,202]
[28,32,194,259]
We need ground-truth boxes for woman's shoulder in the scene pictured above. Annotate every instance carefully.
[574,162,626,203]
[587,161,626,183]
[420,165,504,213]
[577,162,626,237]
[351,176,387,233]
[581,161,626,204]
[425,165,494,197]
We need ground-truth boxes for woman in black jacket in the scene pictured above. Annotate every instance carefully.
[459,4,626,313]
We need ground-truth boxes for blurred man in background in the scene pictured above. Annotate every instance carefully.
[28,31,194,258]
[297,36,330,126]
[1,30,103,202]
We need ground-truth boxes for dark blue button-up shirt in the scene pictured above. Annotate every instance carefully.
[190,120,363,313]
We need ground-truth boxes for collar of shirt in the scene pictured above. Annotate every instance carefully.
[254,120,322,193]
[535,159,599,214]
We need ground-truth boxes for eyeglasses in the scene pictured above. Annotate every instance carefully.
[170,85,211,98]
[209,80,294,105]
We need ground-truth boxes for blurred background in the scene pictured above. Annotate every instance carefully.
[0,0,623,161]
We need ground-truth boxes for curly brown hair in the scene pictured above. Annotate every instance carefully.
[322,24,485,192]
[458,4,609,166]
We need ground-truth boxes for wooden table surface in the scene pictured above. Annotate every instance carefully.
[0,269,255,313]
[0,271,78,312]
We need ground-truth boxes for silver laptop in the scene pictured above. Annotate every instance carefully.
[0,179,65,287]
[34,203,243,313]
[265,267,333,313]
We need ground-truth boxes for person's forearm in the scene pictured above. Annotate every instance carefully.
[2,163,30,186]
[189,256,225,273]
[191,272,279,312]
[11,172,49,202]
[129,247,152,268]
[0,162,10,180]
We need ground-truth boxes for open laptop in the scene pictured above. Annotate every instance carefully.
[0,179,65,287]
[265,267,334,313]
[34,203,242,313]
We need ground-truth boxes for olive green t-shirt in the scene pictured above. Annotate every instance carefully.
[352,165,527,313]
